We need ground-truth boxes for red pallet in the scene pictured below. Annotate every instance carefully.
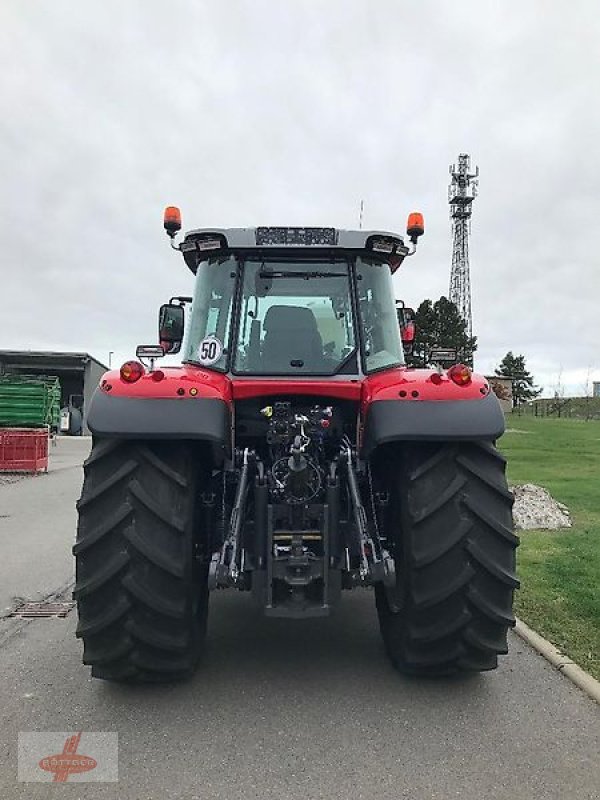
[0,427,49,473]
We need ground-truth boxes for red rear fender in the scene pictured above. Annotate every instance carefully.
[99,365,232,402]
[361,367,490,413]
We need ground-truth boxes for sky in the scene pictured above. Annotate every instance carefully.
[1,0,599,396]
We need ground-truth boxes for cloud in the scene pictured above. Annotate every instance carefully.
[0,0,599,393]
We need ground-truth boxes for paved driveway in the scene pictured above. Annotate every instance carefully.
[0,439,598,799]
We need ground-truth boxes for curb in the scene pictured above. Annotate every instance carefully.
[514,618,600,705]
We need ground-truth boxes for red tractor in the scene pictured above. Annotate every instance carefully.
[74,209,518,682]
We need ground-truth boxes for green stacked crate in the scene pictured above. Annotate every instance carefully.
[0,374,61,428]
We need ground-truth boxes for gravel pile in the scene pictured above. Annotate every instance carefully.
[512,483,572,531]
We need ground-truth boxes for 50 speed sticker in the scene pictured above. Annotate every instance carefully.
[197,336,223,365]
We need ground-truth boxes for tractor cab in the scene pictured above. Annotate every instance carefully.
[158,212,425,379]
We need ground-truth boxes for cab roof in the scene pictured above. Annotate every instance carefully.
[179,227,408,273]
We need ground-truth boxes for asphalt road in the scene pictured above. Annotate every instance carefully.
[0,439,598,800]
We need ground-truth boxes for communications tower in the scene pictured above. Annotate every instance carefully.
[448,154,478,338]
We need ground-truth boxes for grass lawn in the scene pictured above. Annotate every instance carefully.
[499,416,600,680]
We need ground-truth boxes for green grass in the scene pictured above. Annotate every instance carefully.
[499,416,600,679]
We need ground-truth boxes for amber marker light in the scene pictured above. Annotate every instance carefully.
[406,212,425,242]
[163,205,182,237]
[120,361,144,383]
[448,363,472,386]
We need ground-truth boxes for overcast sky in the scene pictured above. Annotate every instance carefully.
[1,1,599,395]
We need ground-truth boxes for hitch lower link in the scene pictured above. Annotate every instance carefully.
[209,448,255,589]
[342,446,396,592]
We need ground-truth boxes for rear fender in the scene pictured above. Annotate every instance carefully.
[86,366,232,463]
[361,369,505,457]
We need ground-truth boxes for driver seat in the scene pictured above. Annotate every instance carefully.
[261,305,323,371]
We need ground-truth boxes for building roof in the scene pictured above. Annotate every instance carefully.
[0,350,109,371]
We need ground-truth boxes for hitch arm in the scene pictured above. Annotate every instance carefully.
[343,447,380,578]
[343,447,395,590]
[210,448,256,588]
[227,448,252,579]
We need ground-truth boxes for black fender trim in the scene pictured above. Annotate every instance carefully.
[362,392,505,457]
[86,391,230,459]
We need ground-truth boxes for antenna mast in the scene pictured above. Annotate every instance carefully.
[448,154,478,339]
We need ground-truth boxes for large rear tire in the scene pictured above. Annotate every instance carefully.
[375,441,519,676]
[74,439,209,682]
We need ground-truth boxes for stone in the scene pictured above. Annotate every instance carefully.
[511,483,572,531]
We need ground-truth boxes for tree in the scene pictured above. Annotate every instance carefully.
[549,365,570,417]
[407,299,436,367]
[408,296,477,367]
[495,352,542,407]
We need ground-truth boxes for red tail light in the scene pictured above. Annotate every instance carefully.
[448,363,472,386]
[120,361,145,383]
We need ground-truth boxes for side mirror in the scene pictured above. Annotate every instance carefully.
[396,305,415,329]
[397,305,416,355]
[158,303,185,355]
[401,320,415,344]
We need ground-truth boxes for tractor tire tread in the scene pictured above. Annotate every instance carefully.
[376,440,518,676]
[74,439,208,683]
